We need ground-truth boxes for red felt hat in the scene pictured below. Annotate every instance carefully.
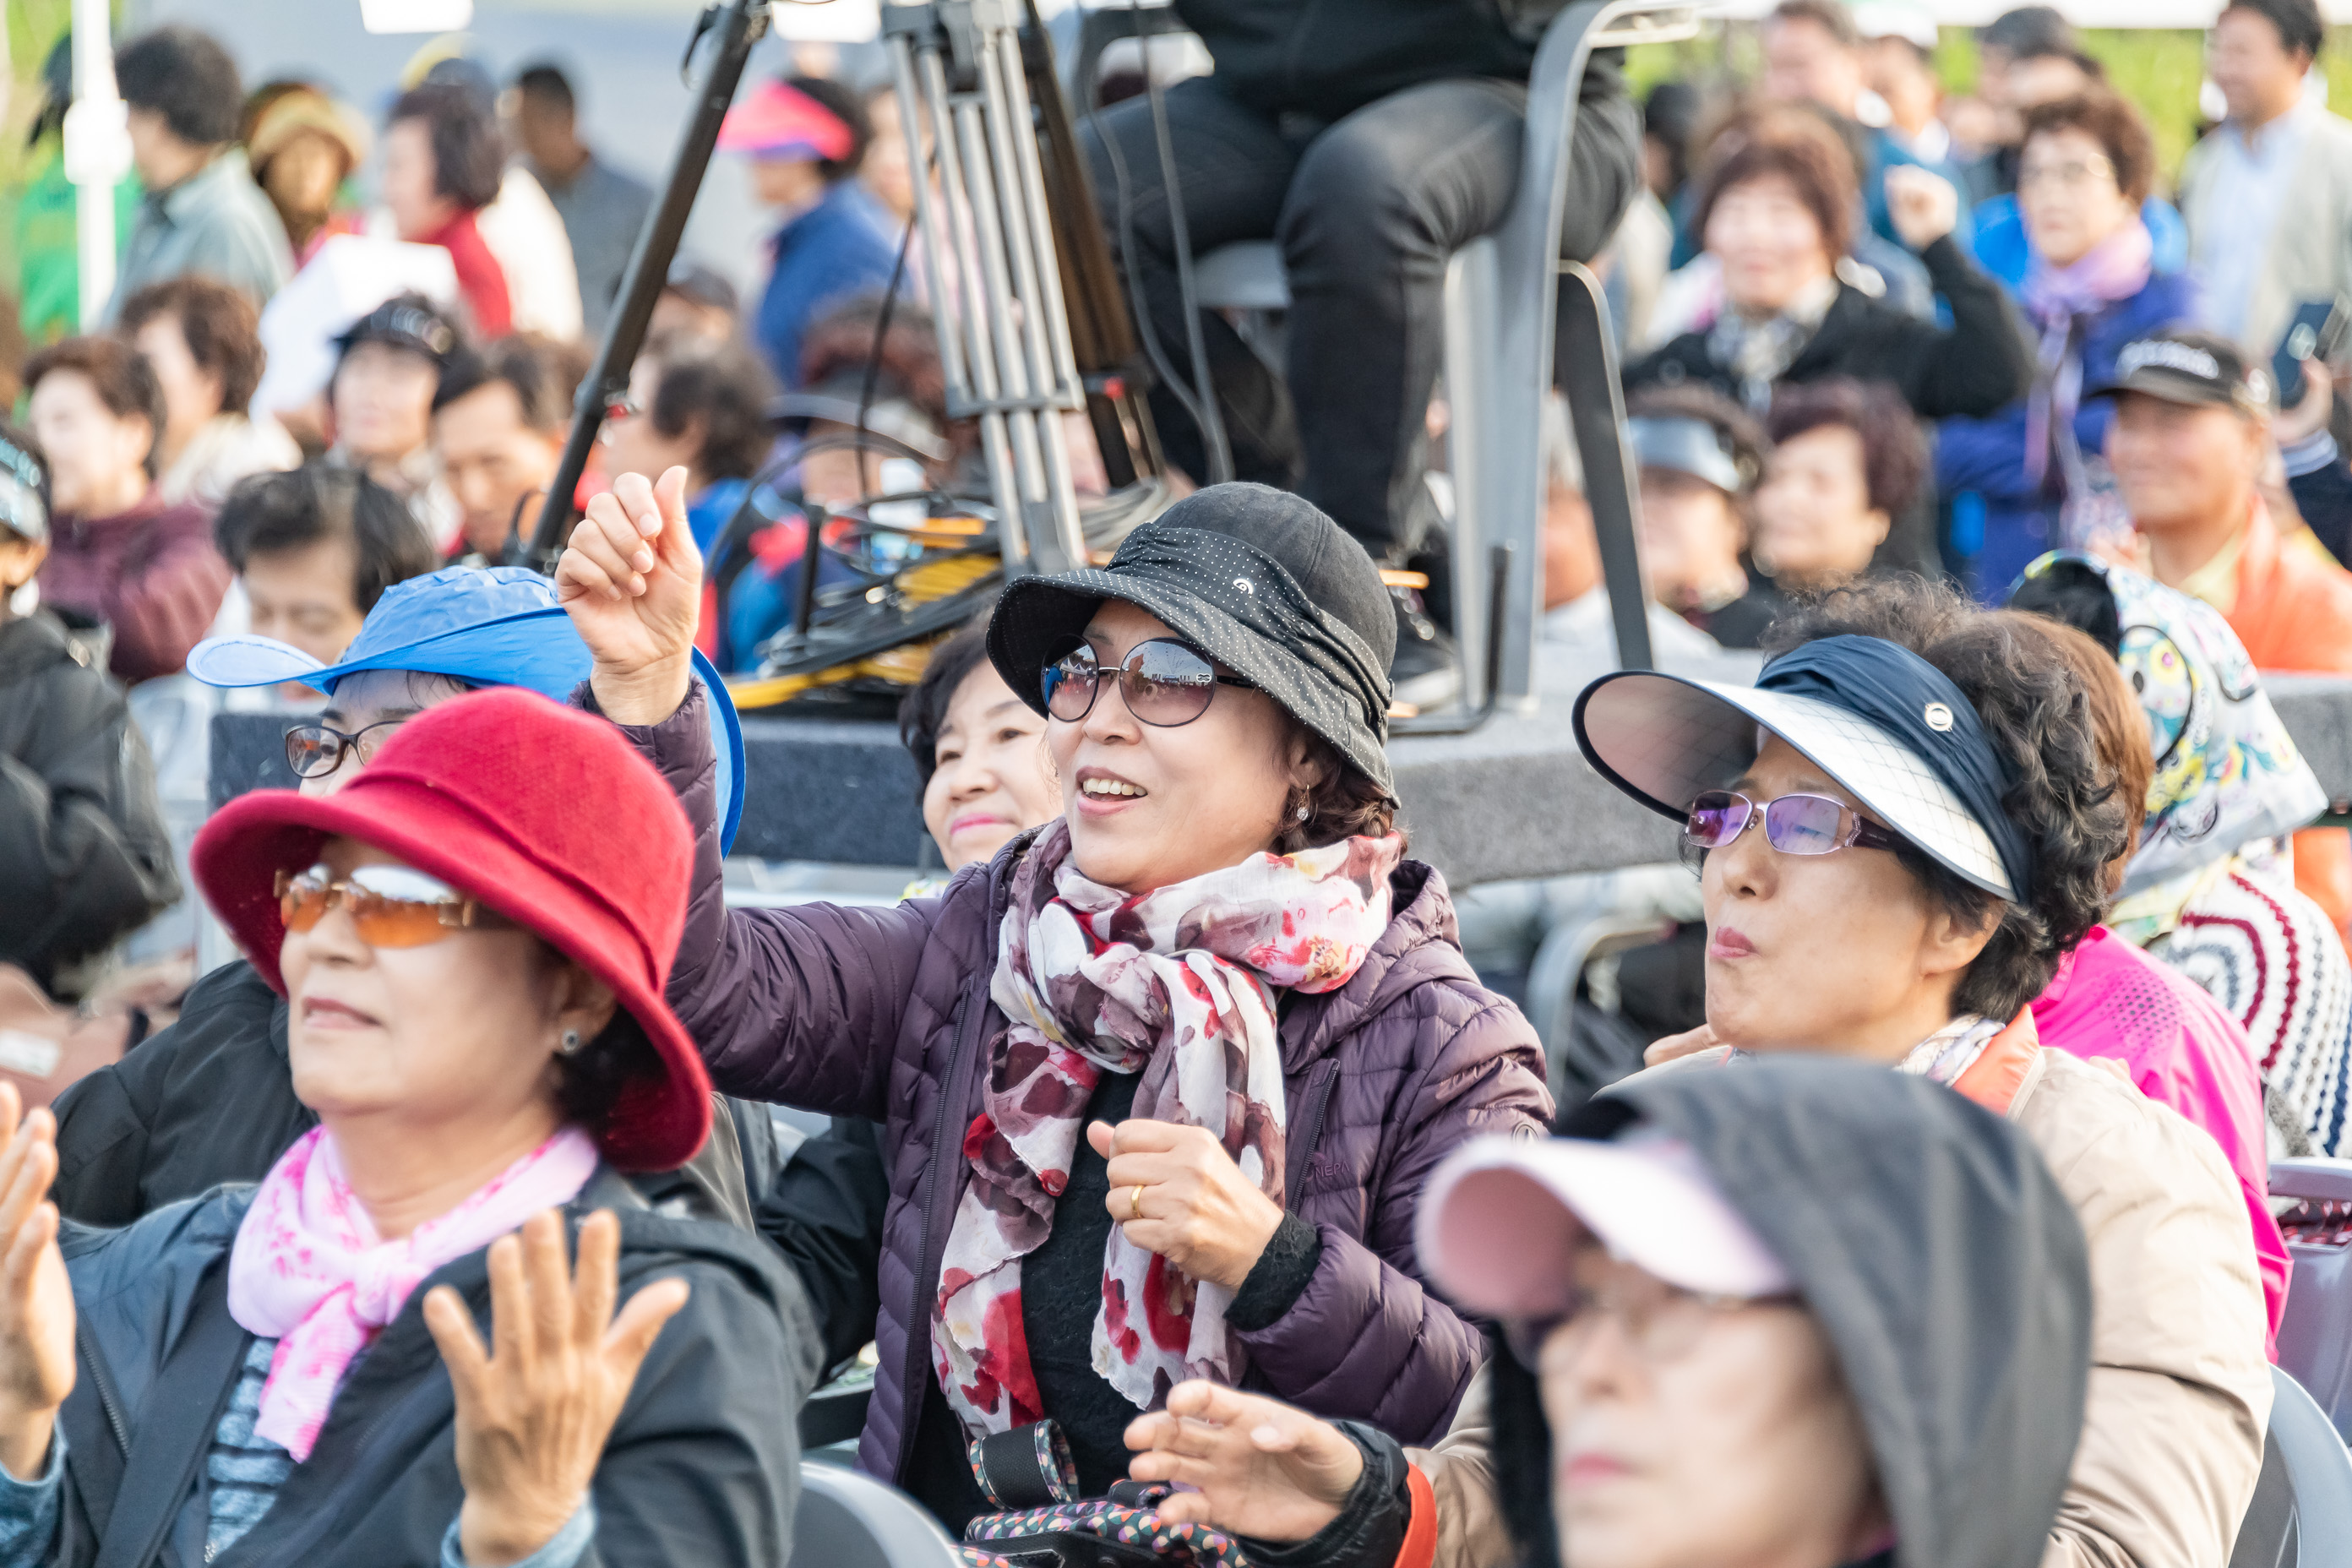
[192,688,711,1172]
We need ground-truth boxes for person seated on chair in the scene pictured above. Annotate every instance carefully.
[1119,1058,2094,1568]
[431,334,588,567]
[1625,104,2028,463]
[554,471,1550,1531]
[1075,0,1644,700]
[1577,574,2272,1568]
[48,565,752,1232]
[0,689,814,1567]
[2008,550,2352,1162]
[1750,377,1930,596]
[1622,384,1778,649]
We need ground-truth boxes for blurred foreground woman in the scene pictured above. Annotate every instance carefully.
[0,690,811,1566]
[1120,1059,2093,1568]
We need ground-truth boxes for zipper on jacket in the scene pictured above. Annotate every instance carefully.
[1291,1060,1339,1191]
[75,1320,131,1455]
[896,878,1005,1481]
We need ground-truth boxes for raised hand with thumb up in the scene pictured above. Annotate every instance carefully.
[555,466,702,727]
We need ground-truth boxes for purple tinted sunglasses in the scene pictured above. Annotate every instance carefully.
[1683,790,1907,858]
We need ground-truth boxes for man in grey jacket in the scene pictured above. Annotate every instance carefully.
[103,25,293,322]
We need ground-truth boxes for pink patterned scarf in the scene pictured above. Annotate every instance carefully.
[933,821,1404,1436]
[226,1124,600,1460]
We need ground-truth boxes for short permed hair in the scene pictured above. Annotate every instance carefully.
[389,83,505,211]
[23,337,167,478]
[2021,89,2157,205]
[1762,576,2129,1022]
[116,276,268,416]
[114,25,242,147]
[213,466,438,613]
[2225,0,2326,61]
[1992,608,2151,884]
[642,331,777,484]
[433,333,588,432]
[1766,377,1930,519]
[1692,105,1858,262]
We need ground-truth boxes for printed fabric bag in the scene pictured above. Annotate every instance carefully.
[956,1419,1250,1568]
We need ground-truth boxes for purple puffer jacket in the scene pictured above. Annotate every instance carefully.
[622,689,1552,1486]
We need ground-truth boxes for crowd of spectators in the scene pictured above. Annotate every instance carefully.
[9,5,2352,1568]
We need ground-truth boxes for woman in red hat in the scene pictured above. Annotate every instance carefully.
[0,689,811,1568]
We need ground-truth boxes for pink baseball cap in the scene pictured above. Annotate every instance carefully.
[717,79,854,161]
[1416,1131,1794,1319]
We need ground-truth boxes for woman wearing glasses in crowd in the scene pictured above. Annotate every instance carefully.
[0,690,813,1566]
[556,471,1548,1529]
[1123,1059,2094,1568]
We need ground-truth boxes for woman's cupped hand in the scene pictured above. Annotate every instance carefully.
[0,1086,72,1484]
[1089,1119,1286,1293]
[422,1211,689,1568]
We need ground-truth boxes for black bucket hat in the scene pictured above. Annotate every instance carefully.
[988,482,1398,797]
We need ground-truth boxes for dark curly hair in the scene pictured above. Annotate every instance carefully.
[1691,104,1858,264]
[1762,575,2127,1022]
[117,276,269,416]
[24,336,166,479]
[642,330,777,484]
[1274,728,1400,856]
[1766,377,1930,520]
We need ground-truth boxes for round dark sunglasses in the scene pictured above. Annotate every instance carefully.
[1041,638,1257,728]
[1682,789,1907,858]
[283,719,406,781]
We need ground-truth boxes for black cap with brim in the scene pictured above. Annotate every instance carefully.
[988,486,1396,798]
[2085,332,2273,416]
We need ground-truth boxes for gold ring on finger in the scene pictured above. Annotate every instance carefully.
[1130,1184,1147,1222]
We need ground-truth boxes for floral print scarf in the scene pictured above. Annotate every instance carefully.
[932,820,1404,1437]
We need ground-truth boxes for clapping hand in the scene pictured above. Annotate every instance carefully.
[1124,1380,1364,1542]
[0,1085,72,1483]
[553,467,701,727]
[423,1211,689,1568]
[1885,166,1960,252]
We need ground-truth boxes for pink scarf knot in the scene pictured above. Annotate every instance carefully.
[226,1124,599,1461]
[2019,219,2154,487]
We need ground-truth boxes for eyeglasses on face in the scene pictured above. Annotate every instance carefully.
[1681,789,1907,858]
[1502,1259,1798,1372]
[284,720,408,781]
[1040,637,1257,728]
[275,863,509,948]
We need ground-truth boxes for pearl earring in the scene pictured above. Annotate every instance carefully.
[559,1029,583,1055]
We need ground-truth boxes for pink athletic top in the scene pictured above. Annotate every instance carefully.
[2033,926,2289,1352]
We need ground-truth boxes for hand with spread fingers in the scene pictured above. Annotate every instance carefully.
[422,1209,691,1568]
[1088,1119,1287,1292]
[0,1084,72,1484]
[1124,1380,1364,1541]
[553,466,701,726]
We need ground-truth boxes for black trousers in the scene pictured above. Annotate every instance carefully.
[1081,67,1638,559]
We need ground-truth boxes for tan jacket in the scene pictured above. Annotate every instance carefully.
[1411,1046,2273,1568]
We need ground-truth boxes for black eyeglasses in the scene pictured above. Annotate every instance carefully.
[283,720,407,780]
[1040,638,1256,728]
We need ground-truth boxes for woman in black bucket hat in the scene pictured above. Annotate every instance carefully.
[553,471,1549,1532]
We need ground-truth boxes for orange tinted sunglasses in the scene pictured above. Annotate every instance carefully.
[275,863,509,948]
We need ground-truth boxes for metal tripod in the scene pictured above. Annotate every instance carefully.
[883,0,1091,576]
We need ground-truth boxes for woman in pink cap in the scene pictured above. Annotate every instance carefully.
[0,689,810,1568]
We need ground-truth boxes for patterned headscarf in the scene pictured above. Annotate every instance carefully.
[932,821,1402,1437]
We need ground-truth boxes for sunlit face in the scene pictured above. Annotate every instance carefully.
[2017,126,2133,270]
[1701,735,1989,1055]
[1706,176,1836,317]
[244,535,365,677]
[1636,469,1745,608]
[280,836,612,1144]
[1044,599,1313,893]
[602,358,701,487]
[299,668,474,798]
[1761,16,1865,115]
[435,380,563,557]
[862,90,917,221]
[2208,7,2308,127]
[923,660,1055,872]
[331,342,439,468]
[1539,1246,1877,1568]
[2104,393,2264,542]
[749,153,825,210]
[1752,425,1886,589]
[133,313,225,456]
[382,117,455,240]
[26,370,152,517]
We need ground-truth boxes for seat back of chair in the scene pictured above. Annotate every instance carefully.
[796,1461,970,1568]
[2230,1363,2352,1567]
[2273,1158,2352,1440]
